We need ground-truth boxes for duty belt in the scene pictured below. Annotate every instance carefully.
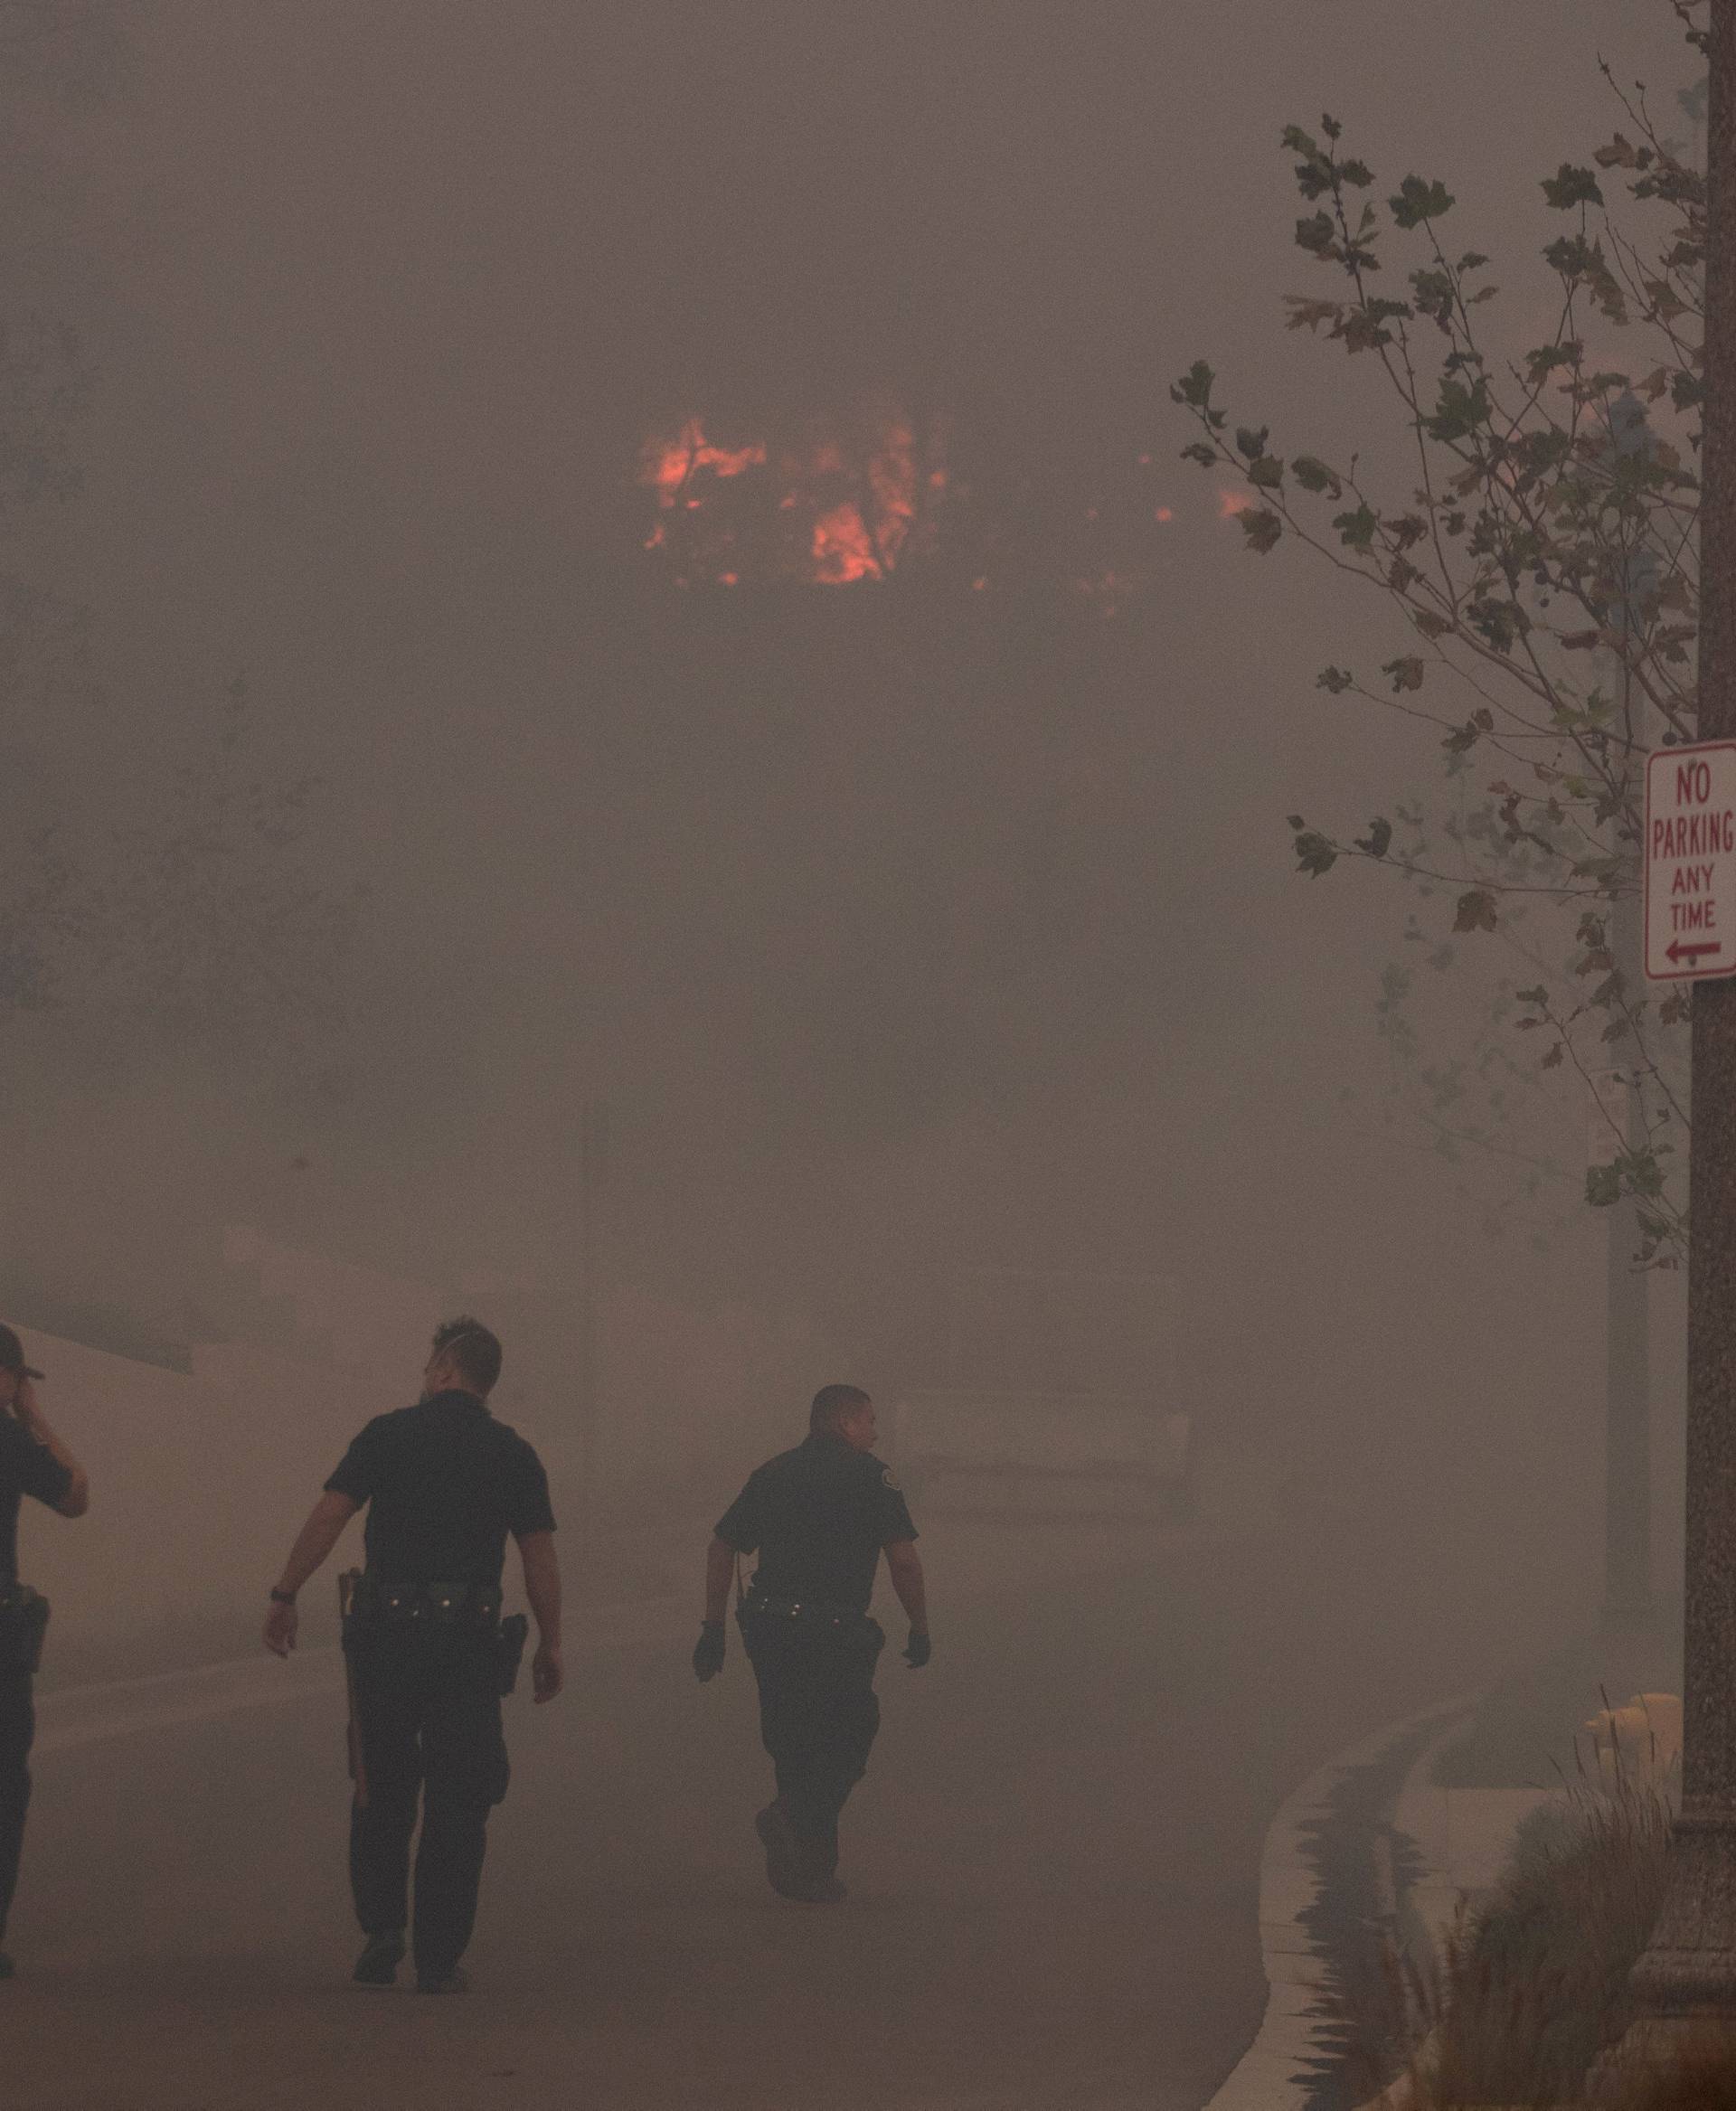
[740,1588,869,1629]
[349,1575,503,1628]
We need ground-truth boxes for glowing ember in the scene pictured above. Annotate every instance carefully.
[639,419,767,499]
[635,403,1180,602]
[637,401,943,587]
[813,503,881,584]
[1218,489,1254,519]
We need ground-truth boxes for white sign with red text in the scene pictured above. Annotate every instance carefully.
[1646,740,1736,981]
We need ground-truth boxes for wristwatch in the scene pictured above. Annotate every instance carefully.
[269,1587,297,1606]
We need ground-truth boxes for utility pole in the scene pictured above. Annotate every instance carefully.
[1603,396,1661,1637]
[1622,0,1736,2052]
[1603,881,1654,1631]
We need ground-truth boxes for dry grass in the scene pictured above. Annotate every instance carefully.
[1612,2038,1736,2109]
[1371,1713,1676,2108]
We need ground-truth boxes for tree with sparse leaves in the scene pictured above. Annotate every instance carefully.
[1174,3,1708,1262]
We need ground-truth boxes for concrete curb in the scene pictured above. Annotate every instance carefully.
[1202,1691,1483,2111]
[33,1594,693,1758]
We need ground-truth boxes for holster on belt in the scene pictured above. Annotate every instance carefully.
[0,1585,48,1676]
[495,1613,529,1696]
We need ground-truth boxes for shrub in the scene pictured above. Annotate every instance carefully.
[1397,1756,1674,2106]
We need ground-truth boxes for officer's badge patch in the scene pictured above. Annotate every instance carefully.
[881,1466,901,1491]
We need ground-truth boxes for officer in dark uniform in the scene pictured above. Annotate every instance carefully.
[262,1317,561,1993]
[0,1325,89,1981]
[694,1383,929,1904]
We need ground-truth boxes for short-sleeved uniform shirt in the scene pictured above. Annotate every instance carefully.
[325,1389,555,1587]
[0,1414,72,1589]
[714,1431,918,1615]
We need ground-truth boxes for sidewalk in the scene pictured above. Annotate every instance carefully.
[1204,1695,1582,2111]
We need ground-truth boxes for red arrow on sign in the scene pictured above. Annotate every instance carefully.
[1667,939,1725,965]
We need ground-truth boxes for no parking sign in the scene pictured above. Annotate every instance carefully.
[1645,740,1736,982]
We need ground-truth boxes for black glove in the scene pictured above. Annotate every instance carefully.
[693,1621,726,1682]
[903,1628,931,1669]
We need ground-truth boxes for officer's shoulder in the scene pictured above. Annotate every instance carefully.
[486,1416,541,1460]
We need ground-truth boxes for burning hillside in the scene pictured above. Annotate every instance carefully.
[635,398,1194,604]
[638,401,948,587]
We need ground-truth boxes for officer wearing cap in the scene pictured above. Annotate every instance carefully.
[0,1325,89,1981]
[261,1317,561,1993]
[694,1384,929,1903]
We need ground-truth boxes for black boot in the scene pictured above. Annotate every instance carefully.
[755,1800,802,1897]
[353,1930,406,1987]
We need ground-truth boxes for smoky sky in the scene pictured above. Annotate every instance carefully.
[5,0,1698,1489]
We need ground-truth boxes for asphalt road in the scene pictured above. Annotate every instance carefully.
[1,1498,1529,2111]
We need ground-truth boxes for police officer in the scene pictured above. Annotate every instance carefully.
[694,1383,929,1904]
[0,1325,89,1981]
[262,1317,561,1993]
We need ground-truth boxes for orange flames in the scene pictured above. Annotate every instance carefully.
[636,409,1206,594]
[637,403,942,586]
[640,419,768,504]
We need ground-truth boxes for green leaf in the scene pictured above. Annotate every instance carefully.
[1341,305,1404,353]
[1542,165,1605,211]
[1291,455,1340,495]
[1410,268,1456,328]
[1453,888,1499,934]
[1316,665,1355,693]
[1284,297,1344,334]
[1247,455,1286,489]
[1382,655,1425,693]
[1467,597,1525,655]
[1586,1164,1621,1208]
[1293,829,1338,877]
[1354,816,1392,858]
[1295,211,1337,259]
[1180,441,1218,468]
[1283,125,1334,200]
[1424,373,1492,443]
[1332,503,1378,552]
[1234,425,1270,460]
[1239,506,1283,554]
[1170,361,1216,410]
[1390,175,1454,229]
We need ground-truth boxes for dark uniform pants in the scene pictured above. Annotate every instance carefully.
[345,1626,508,1978]
[740,1611,884,1879]
[0,1672,32,1944]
